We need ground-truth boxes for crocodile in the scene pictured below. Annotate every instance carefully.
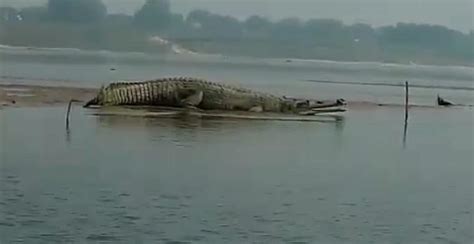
[83,77,346,115]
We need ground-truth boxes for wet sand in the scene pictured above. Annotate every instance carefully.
[0,83,97,107]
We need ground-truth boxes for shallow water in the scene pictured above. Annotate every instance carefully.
[0,106,472,243]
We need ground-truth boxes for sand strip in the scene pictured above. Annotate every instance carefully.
[0,84,97,107]
[1,83,465,110]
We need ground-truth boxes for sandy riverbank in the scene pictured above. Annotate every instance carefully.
[0,83,458,110]
[0,84,97,107]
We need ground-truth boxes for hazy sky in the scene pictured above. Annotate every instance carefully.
[2,0,473,32]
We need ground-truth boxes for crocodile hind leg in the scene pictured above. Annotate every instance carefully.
[179,89,203,110]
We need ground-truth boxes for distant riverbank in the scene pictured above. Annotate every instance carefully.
[1,41,472,68]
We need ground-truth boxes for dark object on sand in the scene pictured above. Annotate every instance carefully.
[110,68,116,71]
[437,95,454,106]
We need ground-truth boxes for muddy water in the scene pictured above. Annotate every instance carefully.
[0,106,472,243]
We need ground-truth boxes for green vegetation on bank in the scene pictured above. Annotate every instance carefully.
[0,0,472,65]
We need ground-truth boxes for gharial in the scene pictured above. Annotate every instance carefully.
[83,77,347,115]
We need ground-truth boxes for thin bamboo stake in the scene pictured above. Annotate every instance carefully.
[403,81,409,147]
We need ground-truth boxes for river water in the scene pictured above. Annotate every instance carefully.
[0,48,473,243]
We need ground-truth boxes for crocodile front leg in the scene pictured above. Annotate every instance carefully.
[248,106,264,112]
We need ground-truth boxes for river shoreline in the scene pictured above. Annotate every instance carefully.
[1,83,460,111]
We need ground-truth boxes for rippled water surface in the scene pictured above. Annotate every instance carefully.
[0,106,472,243]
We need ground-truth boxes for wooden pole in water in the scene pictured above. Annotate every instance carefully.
[403,81,409,148]
[66,99,74,129]
[66,99,80,129]
[405,81,409,122]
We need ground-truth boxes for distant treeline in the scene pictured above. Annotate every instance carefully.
[0,0,473,65]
